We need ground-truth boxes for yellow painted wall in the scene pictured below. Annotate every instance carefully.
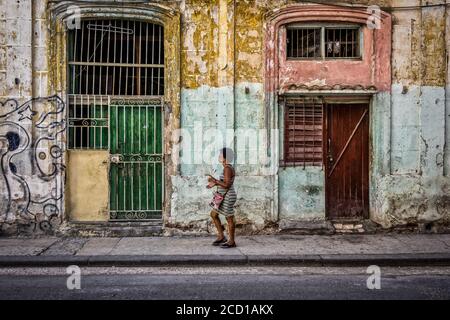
[67,150,109,222]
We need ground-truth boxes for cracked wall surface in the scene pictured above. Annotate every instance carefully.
[370,0,450,228]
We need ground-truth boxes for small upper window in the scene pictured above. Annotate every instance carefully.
[287,25,361,60]
[325,27,360,58]
[286,28,321,59]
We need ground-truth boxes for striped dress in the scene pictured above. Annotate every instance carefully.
[210,164,237,217]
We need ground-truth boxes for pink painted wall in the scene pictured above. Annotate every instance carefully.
[265,5,392,93]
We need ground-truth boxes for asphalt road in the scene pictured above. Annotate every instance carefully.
[0,266,449,300]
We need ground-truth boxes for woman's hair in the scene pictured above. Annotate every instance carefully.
[220,147,235,162]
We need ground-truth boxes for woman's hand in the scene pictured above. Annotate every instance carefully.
[206,175,216,189]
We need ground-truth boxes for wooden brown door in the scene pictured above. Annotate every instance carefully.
[325,103,369,220]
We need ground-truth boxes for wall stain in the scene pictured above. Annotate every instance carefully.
[0,95,65,234]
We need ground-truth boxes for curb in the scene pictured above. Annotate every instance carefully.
[1,253,450,267]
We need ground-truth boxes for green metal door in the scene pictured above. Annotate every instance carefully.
[109,98,163,220]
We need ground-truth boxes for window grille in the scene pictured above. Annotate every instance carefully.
[325,27,360,58]
[67,19,164,150]
[286,28,321,59]
[287,25,361,60]
[282,97,323,167]
[68,95,109,149]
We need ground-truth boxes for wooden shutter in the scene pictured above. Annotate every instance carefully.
[283,97,323,167]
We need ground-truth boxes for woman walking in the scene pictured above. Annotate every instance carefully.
[207,148,237,248]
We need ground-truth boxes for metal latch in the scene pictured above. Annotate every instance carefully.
[110,154,121,163]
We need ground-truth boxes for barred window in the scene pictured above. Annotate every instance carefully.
[67,19,164,150]
[282,97,323,167]
[287,25,361,60]
[286,28,321,59]
[325,27,360,58]
[68,19,164,96]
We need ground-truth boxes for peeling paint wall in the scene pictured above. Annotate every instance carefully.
[171,0,450,232]
[279,167,325,220]
[171,0,278,232]
[1,0,449,236]
[1,0,181,235]
[0,0,66,235]
[371,0,449,228]
[446,0,450,178]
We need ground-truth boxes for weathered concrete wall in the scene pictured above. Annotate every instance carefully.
[170,0,275,232]
[172,0,449,232]
[279,167,325,221]
[0,0,449,236]
[0,0,66,235]
[1,0,182,235]
[446,0,450,178]
[370,0,450,228]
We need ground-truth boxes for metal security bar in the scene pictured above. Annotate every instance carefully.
[325,27,360,58]
[68,94,109,149]
[282,97,323,167]
[287,25,361,60]
[68,19,164,96]
[67,19,165,150]
[109,98,164,221]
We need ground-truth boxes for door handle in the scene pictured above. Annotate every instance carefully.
[327,138,334,163]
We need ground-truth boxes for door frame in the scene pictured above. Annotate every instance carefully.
[51,4,181,225]
[107,96,165,222]
[323,96,371,221]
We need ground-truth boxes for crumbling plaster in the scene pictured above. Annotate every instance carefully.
[0,0,449,235]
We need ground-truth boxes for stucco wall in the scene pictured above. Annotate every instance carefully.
[0,0,449,235]
[0,0,65,235]
[169,0,450,231]
[370,0,450,228]
[278,167,325,220]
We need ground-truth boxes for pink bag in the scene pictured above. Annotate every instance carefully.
[210,191,228,210]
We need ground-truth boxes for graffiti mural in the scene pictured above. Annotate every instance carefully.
[0,95,65,234]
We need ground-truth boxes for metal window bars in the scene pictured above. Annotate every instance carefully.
[287,25,361,60]
[286,27,321,59]
[67,19,164,150]
[282,97,324,168]
[325,27,360,58]
[68,94,109,149]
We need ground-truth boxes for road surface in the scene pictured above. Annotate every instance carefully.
[0,266,449,300]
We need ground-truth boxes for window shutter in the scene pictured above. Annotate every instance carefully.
[284,97,323,167]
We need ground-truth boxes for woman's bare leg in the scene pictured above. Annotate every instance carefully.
[225,216,236,245]
[210,210,225,240]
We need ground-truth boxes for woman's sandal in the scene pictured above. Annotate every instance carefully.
[212,237,227,246]
[220,242,236,248]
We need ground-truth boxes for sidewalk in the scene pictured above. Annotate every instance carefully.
[1,234,450,267]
